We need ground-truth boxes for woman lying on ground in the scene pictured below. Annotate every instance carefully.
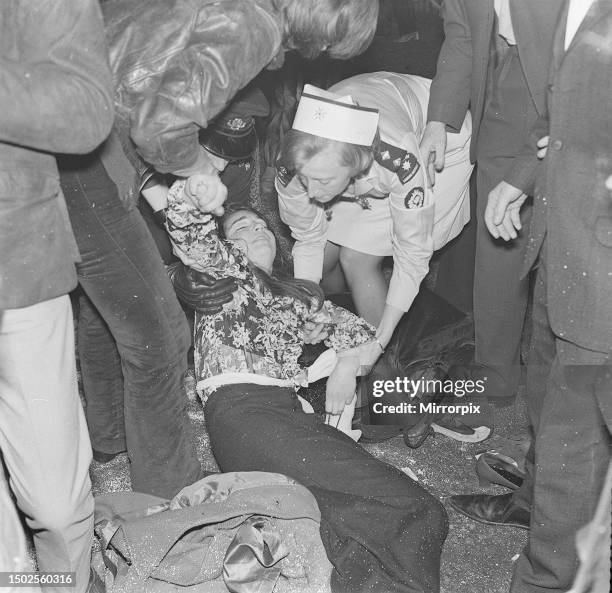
[164,181,448,593]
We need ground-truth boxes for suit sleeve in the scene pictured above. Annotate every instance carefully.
[503,115,549,195]
[0,0,114,154]
[276,177,329,283]
[427,0,473,131]
[127,5,281,175]
[384,144,435,312]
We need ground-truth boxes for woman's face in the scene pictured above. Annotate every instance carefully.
[296,146,354,203]
[223,210,277,273]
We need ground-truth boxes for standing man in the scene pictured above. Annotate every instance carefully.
[419,0,563,530]
[0,1,114,591]
[420,0,563,403]
[486,0,612,589]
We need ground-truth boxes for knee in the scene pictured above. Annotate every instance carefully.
[338,248,381,279]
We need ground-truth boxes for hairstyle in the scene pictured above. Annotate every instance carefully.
[278,128,380,177]
[273,0,379,60]
[219,205,325,310]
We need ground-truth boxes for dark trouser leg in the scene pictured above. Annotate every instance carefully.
[511,256,555,511]
[473,160,532,399]
[511,357,612,592]
[206,385,448,593]
[61,155,202,498]
[473,48,538,400]
[77,293,125,455]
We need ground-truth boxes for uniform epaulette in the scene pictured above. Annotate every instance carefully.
[374,140,420,184]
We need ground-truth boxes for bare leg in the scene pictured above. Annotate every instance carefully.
[339,247,387,326]
[321,241,347,294]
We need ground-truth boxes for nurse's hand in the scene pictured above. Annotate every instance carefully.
[183,173,227,216]
[419,121,447,187]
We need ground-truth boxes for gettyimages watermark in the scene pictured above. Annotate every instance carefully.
[369,376,487,416]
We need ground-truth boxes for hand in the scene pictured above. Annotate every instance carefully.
[325,357,359,415]
[303,321,330,344]
[419,121,447,187]
[168,262,238,315]
[537,135,549,160]
[484,181,529,241]
[183,173,227,216]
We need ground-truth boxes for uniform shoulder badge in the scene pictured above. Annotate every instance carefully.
[375,140,420,184]
[404,186,425,209]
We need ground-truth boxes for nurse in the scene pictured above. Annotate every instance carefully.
[276,72,472,352]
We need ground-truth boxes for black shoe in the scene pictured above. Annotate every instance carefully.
[92,450,123,464]
[86,568,105,593]
[448,492,529,529]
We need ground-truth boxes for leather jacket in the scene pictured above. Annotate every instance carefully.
[102,0,283,175]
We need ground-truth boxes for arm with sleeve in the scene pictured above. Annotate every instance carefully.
[0,0,114,153]
[117,2,282,175]
[165,180,242,277]
[427,0,473,130]
[276,177,330,283]
[385,142,435,313]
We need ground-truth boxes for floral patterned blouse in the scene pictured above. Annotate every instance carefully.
[166,181,376,398]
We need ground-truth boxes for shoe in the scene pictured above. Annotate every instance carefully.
[475,451,525,489]
[431,416,491,443]
[448,492,529,529]
[92,449,124,464]
[86,568,105,593]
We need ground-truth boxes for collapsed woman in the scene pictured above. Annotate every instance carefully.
[165,183,448,593]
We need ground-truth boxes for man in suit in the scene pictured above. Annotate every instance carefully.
[486,0,612,589]
[420,0,564,529]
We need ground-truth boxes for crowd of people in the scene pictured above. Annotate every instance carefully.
[0,1,610,593]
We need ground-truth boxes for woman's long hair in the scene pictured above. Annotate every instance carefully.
[219,205,325,311]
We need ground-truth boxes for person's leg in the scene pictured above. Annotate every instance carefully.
[511,257,555,512]
[338,247,387,326]
[473,161,533,399]
[0,296,93,593]
[206,385,448,593]
[448,252,555,527]
[77,292,126,458]
[511,357,612,593]
[61,155,202,498]
[321,241,346,294]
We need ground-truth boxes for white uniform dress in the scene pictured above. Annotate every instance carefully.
[277,72,473,313]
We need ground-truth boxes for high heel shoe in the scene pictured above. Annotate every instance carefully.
[475,451,525,489]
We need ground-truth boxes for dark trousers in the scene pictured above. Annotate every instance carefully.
[60,154,202,498]
[473,47,537,399]
[511,247,612,592]
[509,253,555,512]
[206,384,448,593]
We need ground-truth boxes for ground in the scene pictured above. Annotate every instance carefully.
[91,371,531,593]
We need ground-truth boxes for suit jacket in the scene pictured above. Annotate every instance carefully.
[427,0,563,162]
[0,0,114,309]
[524,0,612,353]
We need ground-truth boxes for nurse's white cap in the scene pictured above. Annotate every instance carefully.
[292,84,379,147]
